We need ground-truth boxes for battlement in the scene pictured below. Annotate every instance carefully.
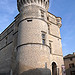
[17,0,49,12]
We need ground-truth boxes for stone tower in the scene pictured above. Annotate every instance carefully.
[17,0,51,75]
[0,0,64,75]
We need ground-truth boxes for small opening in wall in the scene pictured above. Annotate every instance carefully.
[45,62,47,68]
[46,1,47,5]
[27,19,32,22]
[70,58,73,61]
[47,17,49,21]
[42,33,46,45]
[49,43,52,53]
[48,25,50,34]
[40,10,44,18]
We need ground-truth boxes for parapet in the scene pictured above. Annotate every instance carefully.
[17,0,49,12]
[47,12,62,28]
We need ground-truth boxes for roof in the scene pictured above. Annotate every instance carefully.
[64,53,75,59]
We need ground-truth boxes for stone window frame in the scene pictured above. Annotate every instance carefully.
[40,9,45,18]
[41,31,46,45]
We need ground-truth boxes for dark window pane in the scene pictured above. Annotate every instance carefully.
[69,63,74,68]
[70,58,73,61]
[42,39,45,44]
[42,34,45,39]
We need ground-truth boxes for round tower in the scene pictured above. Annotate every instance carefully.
[17,0,50,75]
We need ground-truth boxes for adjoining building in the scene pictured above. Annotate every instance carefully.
[0,0,64,75]
[64,52,75,75]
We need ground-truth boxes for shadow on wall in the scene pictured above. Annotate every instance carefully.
[20,68,51,75]
[66,68,75,75]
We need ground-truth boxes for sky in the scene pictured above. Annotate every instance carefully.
[0,0,75,56]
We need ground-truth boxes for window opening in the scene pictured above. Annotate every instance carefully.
[70,58,73,61]
[49,43,52,53]
[69,63,74,68]
[27,19,32,22]
[41,10,44,18]
[42,33,46,44]
[48,25,50,34]
[47,17,49,21]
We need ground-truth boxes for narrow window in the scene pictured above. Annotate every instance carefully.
[41,10,44,18]
[45,62,47,68]
[47,17,49,21]
[49,43,52,53]
[48,25,50,34]
[46,1,47,5]
[41,0,42,4]
[42,33,46,44]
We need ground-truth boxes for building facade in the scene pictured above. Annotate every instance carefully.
[0,0,64,75]
[64,52,75,75]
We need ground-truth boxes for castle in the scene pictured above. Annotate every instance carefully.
[0,0,64,75]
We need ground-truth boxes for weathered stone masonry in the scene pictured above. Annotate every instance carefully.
[0,0,64,75]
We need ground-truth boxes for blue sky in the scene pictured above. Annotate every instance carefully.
[0,0,75,56]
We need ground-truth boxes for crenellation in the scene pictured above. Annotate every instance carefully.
[17,0,49,12]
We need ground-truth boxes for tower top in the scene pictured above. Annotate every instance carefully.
[17,0,49,12]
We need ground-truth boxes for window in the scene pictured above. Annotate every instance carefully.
[45,62,47,68]
[41,10,44,18]
[69,63,74,68]
[27,19,32,22]
[70,58,73,61]
[46,1,47,5]
[42,33,46,44]
[49,40,53,53]
[47,17,49,21]
[48,25,50,34]
[49,43,52,53]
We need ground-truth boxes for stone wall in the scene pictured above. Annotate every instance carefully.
[64,56,75,75]
[0,12,63,75]
[0,17,19,74]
